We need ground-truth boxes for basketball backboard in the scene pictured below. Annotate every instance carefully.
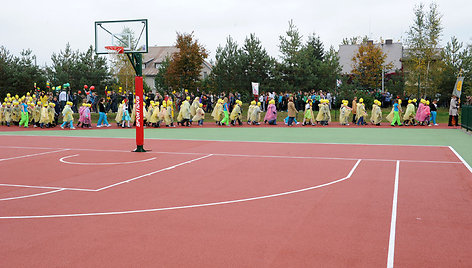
[94,19,148,54]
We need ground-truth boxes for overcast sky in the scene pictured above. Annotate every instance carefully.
[1,0,470,66]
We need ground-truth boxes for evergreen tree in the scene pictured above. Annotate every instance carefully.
[47,43,109,93]
[0,47,46,97]
[240,33,276,95]
[211,36,243,93]
[278,20,303,90]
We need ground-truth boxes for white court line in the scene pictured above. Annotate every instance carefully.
[0,154,212,192]
[0,149,68,162]
[0,134,450,148]
[0,183,96,192]
[0,145,462,164]
[448,146,472,174]
[0,159,361,219]
[387,160,400,268]
[59,154,157,165]
[0,189,65,201]
[95,154,213,191]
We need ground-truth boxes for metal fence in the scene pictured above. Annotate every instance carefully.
[462,105,472,131]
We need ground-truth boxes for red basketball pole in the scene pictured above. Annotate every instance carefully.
[133,53,146,152]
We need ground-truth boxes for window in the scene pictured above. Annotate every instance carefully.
[142,64,146,70]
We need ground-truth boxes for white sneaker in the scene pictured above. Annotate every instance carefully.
[106,124,111,127]
[97,125,102,128]
[71,127,76,130]
[296,122,300,125]
[434,124,438,126]
[61,126,64,129]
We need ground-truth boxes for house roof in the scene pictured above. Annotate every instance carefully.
[142,46,179,76]
[143,46,213,77]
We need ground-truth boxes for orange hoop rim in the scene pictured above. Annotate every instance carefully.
[104,46,124,54]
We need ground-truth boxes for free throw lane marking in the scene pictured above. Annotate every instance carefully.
[0,160,361,219]
[95,154,214,191]
[387,160,400,268]
[59,154,157,165]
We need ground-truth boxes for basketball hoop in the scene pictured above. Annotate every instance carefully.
[105,46,125,54]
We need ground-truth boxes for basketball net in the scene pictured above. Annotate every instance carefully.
[105,46,125,81]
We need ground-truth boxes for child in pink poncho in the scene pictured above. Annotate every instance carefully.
[82,103,92,128]
[415,100,425,123]
[422,101,431,126]
[264,99,277,125]
[77,103,86,127]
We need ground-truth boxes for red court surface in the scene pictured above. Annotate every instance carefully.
[0,136,471,267]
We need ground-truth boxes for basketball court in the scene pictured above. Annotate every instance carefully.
[0,135,471,267]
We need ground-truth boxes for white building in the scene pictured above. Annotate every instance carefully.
[142,46,213,91]
[338,40,403,74]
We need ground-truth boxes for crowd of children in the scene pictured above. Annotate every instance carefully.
[0,91,449,129]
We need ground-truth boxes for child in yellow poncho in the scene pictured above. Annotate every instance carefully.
[250,102,262,125]
[370,100,382,126]
[11,101,21,125]
[316,99,331,126]
[339,100,352,125]
[246,101,256,124]
[115,101,124,126]
[149,101,161,127]
[60,102,75,129]
[3,103,12,126]
[211,99,223,125]
[33,102,42,127]
[192,103,205,126]
[356,98,368,125]
[230,100,243,126]
[48,103,57,128]
[403,99,416,126]
[39,103,49,128]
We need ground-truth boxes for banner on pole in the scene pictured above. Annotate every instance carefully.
[251,82,259,96]
[453,77,464,98]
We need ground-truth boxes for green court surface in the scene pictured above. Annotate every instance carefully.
[1,127,471,165]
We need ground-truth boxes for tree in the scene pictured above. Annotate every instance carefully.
[0,47,46,97]
[165,32,208,91]
[154,56,171,92]
[351,42,393,89]
[460,44,472,98]
[278,20,303,90]
[47,43,80,87]
[239,33,276,95]
[47,43,110,93]
[404,2,443,98]
[436,37,472,104]
[211,36,243,93]
[319,46,342,90]
[341,36,370,45]
[77,46,110,91]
